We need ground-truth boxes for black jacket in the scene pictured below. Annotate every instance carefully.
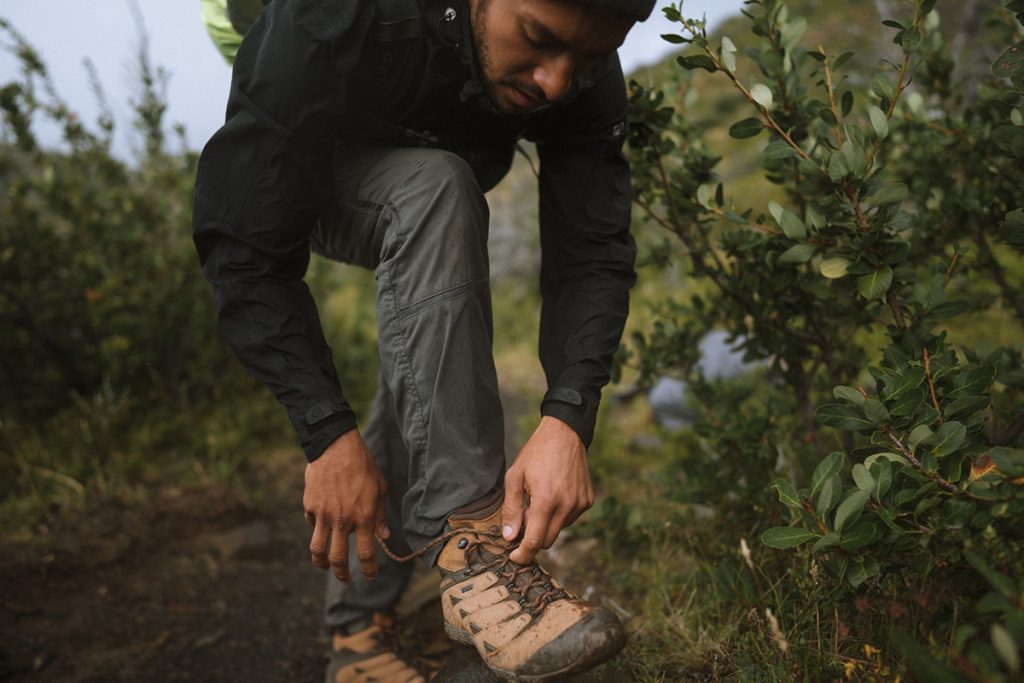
[192,0,636,461]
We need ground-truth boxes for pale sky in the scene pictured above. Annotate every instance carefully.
[0,1,742,157]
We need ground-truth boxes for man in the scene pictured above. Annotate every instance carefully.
[193,0,655,679]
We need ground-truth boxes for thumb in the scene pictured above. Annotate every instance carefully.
[502,469,525,541]
[375,496,390,540]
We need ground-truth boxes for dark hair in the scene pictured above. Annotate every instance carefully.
[575,0,657,22]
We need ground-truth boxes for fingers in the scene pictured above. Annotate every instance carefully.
[510,502,554,565]
[355,523,378,580]
[502,468,525,542]
[309,517,330,570]
[328,525,351,583]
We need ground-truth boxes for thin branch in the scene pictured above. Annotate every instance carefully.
[923,348,944,423]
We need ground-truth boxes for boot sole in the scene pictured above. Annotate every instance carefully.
[444,608,626,682]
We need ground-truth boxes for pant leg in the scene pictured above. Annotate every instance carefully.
[323,373,414,629]
[315,142,506,621]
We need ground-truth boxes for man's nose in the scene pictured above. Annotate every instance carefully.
[532,54,575,103]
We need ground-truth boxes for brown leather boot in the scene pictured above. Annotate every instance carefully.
[325,611,427,683]
[435,493,626,682]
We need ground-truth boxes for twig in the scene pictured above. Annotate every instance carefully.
[923,349,943,423]
[882,427,985,501]
[821,47,844,148]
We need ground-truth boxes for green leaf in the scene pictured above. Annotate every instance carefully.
[840,139,868,177]
[862,398,890,425]
[779,209,807,239]
[816,403,873,431]
[676,54,718,72]
[812,532,840,553]
[908,424,933,452]
[871,459,893,500]
[990,447,1024,477]
[827,152,850,181]
[931,421,966,458]
[857,267,893,300]
[882,366,925,401]
[992,41,1024,86]
[761,527,819,549]
[871,74,896,100]
[763,140,796,161]
[778,243,816,264]
[819,257,851,279]
[865,452,911,470]
[852,463,875,491]
[771,479,801,509]
[697,184,714,208]
[868,106,889,140]
[816,474,842,519]
[833,385,865,404]
[992,624,1021,674]
[834,489,870,533]
[660,33,687,44]
[729,117,765,139]
[768,201,784,224]
[721,36,737,72]
[888,387,925,417]
[751,83,773,109]
[1001,209,1024,250]
[841,520,879,551]
[947,365,996,398]
[847,560,870,587]
[811,451,845,495]
[780,17,807,49]
[841,90,854,117]
[869,183,909,207]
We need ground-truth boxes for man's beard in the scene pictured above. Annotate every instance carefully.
[469,0,505,112]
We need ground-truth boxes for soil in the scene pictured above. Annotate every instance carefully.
[0,450,631,682]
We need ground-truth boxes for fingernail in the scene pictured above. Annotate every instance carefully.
[382,526,391,539]
[503,525,514,539]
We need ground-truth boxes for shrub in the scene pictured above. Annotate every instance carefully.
[626,0,1024,677]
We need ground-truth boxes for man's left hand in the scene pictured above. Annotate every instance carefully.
[502,415,594,565]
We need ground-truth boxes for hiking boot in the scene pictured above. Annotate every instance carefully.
[325,611,427,683]
[435,492,626,682]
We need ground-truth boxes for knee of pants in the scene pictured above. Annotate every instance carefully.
[378,150,491,289]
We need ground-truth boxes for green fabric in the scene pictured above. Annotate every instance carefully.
[200,0,243,65]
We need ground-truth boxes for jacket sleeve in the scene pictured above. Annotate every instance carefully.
[192,0,370,462]
[533,55,637,448]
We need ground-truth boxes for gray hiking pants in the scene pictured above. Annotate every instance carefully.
[311,143,506,629]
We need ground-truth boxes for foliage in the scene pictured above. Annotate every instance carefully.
[0,20,377,533]
[626,0,1024,678]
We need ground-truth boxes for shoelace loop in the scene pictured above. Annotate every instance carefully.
[376,528,570,614]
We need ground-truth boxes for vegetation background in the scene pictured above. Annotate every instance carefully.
[1,0,1022,681]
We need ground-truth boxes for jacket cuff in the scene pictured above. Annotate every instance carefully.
[291,397,358,462]
[539,387,600,448]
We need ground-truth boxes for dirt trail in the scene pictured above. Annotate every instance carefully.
[0,449,629,682]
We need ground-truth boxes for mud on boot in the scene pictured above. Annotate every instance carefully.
[434,493,626,682]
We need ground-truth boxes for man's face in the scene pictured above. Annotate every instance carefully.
[469,0,635,115]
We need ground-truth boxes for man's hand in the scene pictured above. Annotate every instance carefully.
[303,430,389,583]
[502,416,594,565]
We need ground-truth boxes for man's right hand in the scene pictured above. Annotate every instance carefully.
[303,429,389,583]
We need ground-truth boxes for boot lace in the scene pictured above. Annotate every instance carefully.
[376,527,571,615]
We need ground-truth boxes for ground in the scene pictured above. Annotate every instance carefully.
[0,450,632,682]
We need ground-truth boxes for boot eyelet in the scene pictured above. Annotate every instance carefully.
[543,582,552,589]
[518,599,527,606]
[457,538,469,549]
[506,582,515,591]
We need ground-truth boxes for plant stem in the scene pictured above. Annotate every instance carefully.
[923,349,944,424]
